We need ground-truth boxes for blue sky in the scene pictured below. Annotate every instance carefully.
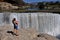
[23,0,60,3]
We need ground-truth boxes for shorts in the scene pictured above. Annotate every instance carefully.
[14,25,18,30]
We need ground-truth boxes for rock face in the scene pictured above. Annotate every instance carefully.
[0,2,19,10]
[0,25,59,40]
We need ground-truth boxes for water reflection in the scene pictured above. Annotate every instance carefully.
[27,8,39,10]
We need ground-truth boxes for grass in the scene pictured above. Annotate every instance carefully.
[0,9,60,13]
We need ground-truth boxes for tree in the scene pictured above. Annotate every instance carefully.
[49,1,54,5]
[37,2,45,9]
[4,0,26,6]
[55,1,60,5]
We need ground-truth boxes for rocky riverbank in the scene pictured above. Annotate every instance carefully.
[0,25,59,40]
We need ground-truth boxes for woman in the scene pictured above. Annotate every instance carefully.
[12,18,19,36]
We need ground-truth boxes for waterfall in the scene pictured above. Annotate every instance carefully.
[0,13,4,26]
[0,12,60,37]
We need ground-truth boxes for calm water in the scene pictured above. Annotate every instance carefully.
[27,8,39,10]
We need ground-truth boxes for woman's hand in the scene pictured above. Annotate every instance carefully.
[14,21,18,25]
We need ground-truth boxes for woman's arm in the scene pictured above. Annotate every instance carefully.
[14,21,18,25]
[16,21,18,25]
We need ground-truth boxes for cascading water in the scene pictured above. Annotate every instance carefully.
[0,13,60,39]
[0,13,4,26]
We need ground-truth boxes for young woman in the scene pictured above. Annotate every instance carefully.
[12,18,19,36]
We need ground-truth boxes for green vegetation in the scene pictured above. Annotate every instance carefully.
[0,9,60,13]
[0,1,60,13]
[37,1,60,10]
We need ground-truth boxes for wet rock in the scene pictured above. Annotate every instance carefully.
[36,33,59,40]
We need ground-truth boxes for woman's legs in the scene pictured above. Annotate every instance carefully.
[16,30,19,36]
[13,29,16,34]
[14,25,19,36]
[13,29,19,36]
[16,25,19,35]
